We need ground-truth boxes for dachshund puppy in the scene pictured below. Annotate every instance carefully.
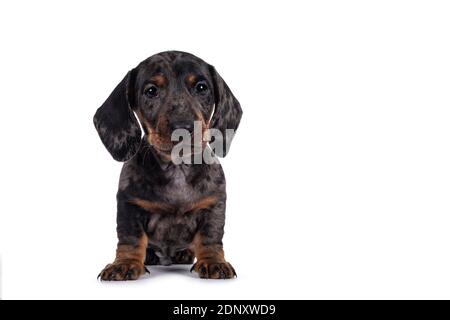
[94,51,242,280]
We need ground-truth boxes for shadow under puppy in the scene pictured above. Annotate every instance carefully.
[94,51,242,280]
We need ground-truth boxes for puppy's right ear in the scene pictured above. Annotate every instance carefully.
[93,70,142,162]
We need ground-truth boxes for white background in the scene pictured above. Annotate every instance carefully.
[0,0,449,299]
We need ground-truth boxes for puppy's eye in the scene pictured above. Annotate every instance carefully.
[195,81,208,93]
[144,85,159,98]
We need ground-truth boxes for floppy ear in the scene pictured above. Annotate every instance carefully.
[93,70,142,162]
[209,66,243,157]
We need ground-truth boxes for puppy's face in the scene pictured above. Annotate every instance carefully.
[132,53,215,155]
[93,51,242,162]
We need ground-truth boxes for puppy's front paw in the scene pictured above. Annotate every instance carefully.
[98,260,148,281]
[191,260,236,279]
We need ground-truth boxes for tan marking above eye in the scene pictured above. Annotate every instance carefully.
[150,74,167,87]
[186,74,197,86]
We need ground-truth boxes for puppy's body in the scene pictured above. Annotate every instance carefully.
[94,51,241,280]
[119,142,226,266]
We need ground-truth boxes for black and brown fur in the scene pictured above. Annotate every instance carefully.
[94,51,242,280]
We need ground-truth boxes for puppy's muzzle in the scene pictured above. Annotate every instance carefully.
[169,120,195,134]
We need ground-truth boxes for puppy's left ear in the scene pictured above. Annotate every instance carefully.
[93,69,142,162]
[209,65,243,157]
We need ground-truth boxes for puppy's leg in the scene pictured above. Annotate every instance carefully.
[99,201,148,281]
[99,234,148,281]
[190,203,236,279]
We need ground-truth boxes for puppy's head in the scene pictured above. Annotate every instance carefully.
[93,51,242,162]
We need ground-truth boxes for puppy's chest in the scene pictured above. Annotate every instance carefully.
[158,168,197,204]
[136,166,218,215]
[143,168,216,256]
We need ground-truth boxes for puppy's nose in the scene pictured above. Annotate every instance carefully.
[169,120,194,133]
